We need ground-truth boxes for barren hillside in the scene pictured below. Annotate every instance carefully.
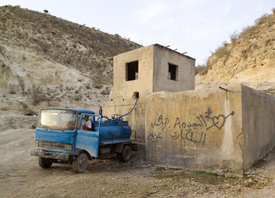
[196,9,275,95]
[0,5,141,115]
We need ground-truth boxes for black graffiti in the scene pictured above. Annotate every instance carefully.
[205,109,235,130]
[170,130,206,145]
[148,132,162,143]
[151,115,169,130]
[149,109,235,144]
[174,109,235,131]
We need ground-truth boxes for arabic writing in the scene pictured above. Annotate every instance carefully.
[147,132,162,143]
[170,130,206,145]
[148,108,235,144]
[151,115,169,130]
[171,108,234,144]
[148,115,169,143]
[173,108,234,131]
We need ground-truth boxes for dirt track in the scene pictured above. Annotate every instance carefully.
[1,129,275,198]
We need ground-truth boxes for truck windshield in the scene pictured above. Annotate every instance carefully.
[37,109,77,131]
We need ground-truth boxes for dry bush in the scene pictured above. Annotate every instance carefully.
[240,25,258,38]
[19,101,28,110]
[265,38,274,46]
[74,93,83,101]
[255,14,269,25]
[230,31,239,43]
[256,13,275,27]
[241,49,248,59]
[93,73,111,88]
[204,60,212,75]
[214,42,231,61]
[0,15,7,23]
[8,85,17,94]
[29,84,50,105]
[195,64,207,75]
[17,75,26,93]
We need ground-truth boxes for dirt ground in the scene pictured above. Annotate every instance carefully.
[1,129,275,198]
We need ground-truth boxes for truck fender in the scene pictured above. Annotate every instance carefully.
[75,149,93,160]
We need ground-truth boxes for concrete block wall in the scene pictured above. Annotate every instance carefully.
[145,84,275,176]
[242,85,275,171]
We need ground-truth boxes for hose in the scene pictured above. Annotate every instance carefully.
[118,98,138,120]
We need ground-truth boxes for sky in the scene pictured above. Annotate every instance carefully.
[1,0,274,66]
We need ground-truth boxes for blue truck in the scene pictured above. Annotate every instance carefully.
[31,100,138,173]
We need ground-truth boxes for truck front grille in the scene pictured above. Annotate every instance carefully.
[36,140,72,151]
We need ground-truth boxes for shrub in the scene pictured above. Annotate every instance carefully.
[29,84,49,105]
[93,73,110,88]
[229,31,239,43]
[241,49,248,59]
[198,60,213,75]
[17,75,26,93]
[240,25,258,38]
[0,15,7,23]
[19,101,28,110]
[214,42,231,60]
[74,93,83,101]
[255,14,269,25]
[8,85,17,94]
[195,64,207,75]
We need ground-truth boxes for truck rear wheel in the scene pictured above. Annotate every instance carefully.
[73,153,88,173]
[121,145,131,162]
[38,157,53,169]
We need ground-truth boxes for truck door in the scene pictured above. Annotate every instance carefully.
[75,114,101,157]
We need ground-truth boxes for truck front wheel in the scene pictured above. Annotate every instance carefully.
[73,153,88,173]
[38,157,53,169]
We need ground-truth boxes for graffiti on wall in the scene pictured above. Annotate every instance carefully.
[148,115,169,142]
[148,108,235,144]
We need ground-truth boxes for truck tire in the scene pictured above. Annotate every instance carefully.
[38,157,53,169]
[121,145,131,162]
[73,153,88,173]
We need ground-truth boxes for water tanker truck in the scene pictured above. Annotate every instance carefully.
[31,100,138,173]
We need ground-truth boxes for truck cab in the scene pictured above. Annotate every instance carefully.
[31,108,137,173]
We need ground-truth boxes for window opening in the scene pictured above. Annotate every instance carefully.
[168,63,178,81]
[133,92,139,99]
[126,61,138,81]
[80,115,96,131]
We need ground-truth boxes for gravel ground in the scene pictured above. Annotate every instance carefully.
[1,129,275,198]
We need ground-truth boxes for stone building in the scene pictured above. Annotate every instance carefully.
[104,44,275,176]
[104,44,195,142]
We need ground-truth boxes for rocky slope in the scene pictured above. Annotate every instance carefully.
[0,5,141,115]
[196,10,275,95]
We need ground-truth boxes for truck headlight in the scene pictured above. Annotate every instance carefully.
[65,144,73,151]
[35,141,39,147]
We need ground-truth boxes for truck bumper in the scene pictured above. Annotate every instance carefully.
[31,149,74,161]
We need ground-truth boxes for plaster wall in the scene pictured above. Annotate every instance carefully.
[145,84,244,176]
[153,45,195,93]
[105,46,154,142]
[242,85,275,171]
[108,45,154,101]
